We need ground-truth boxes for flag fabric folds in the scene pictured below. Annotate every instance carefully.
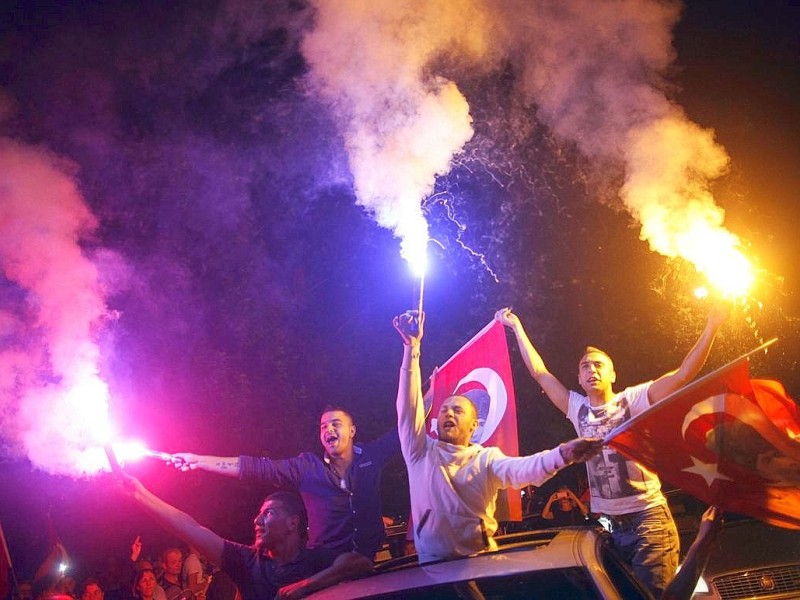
[607,353,800,529]
[428,320,522,520]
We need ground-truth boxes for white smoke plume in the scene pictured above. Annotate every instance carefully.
[302,1,483,272]
[302,0,749,290]
[0,137,111,475]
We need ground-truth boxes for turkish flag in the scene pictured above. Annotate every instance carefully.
[606,347,800,529]
[429,320,521,520]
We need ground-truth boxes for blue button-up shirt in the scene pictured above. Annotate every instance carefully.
[239,427,400,559]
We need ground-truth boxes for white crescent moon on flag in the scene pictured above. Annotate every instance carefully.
[681,393,727,439]
[454,367,507,444]
[680,392,734,486]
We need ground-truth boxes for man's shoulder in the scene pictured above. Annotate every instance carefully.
[568,389,588,402]
[617,381,652,400]
[356,427,400,455]
[222,539,258,563]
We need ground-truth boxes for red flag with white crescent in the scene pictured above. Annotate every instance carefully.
[606,343,800,529]
[428,320,521,520]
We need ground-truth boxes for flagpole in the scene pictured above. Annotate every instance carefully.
[417,273,425,319]
[436,319,498,373]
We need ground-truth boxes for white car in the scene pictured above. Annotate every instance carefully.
[307,527,652,599]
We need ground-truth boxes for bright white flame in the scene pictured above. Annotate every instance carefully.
[402,222,429,278]
[674,226,755,298]
[694,286,709,299]
[113,440,150,464]
[67,375,113,442]
[20,371,115,475]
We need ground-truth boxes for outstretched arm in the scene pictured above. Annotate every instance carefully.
[394,310,427,461]
[491,438,604,489]
[120,473,225,566]
[495,308,570,414]
[275,552,373,599]
[648,304,729,404]
[169,454,241,477]
[661,506,723,600]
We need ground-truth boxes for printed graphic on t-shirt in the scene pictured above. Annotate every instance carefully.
[576,398,649,500]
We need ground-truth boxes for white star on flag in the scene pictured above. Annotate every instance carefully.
[682,456,733,487]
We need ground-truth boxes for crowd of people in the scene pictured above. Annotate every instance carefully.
[8,306,730,600]
[10,538,237,600]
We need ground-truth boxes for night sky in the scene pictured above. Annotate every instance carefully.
[1,0,798,585]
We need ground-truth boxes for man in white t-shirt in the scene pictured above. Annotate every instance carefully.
[497,305,728,597]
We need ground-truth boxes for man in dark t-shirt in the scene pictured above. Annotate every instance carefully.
[122,476,372,600]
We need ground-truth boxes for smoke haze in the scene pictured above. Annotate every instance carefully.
[0,0,792,511]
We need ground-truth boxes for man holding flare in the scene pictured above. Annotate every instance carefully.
[167,407,399,561]
[393,309,604,564]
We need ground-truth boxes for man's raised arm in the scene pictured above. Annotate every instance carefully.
[496,308,570,414]
[648,303,729,404]
[120,473,225,566]
[393,310,427,462]
[169,453,241,477]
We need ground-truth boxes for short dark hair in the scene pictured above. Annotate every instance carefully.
[581,346,613,365]
[319,405,355,424]
[265,491,309,539]
[161,547,182,561]
[78,579,102,600]
[131,569,155,598]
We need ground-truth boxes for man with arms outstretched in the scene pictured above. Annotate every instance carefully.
[497,305,728,596]
[394,310,604,564]
[170,407,398,560]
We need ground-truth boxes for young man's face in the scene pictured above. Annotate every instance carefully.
[253,499,296,551]
[578,351,616,395]
[319,410,356,457]
[437,396,478,446]
[82,584,103,600]
[163,550,182,577]
[137,572,157,597]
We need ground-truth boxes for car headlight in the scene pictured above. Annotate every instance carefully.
[693,575,710,594]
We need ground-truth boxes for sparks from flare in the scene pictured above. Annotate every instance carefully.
[423,192,500,283]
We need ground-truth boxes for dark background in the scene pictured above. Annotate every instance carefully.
[0,0,798,586]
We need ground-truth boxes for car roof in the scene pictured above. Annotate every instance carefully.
[306,528,609,600]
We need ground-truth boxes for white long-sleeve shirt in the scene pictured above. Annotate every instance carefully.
[397,344,568,564]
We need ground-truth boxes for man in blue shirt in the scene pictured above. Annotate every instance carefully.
[171,407,400,560]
